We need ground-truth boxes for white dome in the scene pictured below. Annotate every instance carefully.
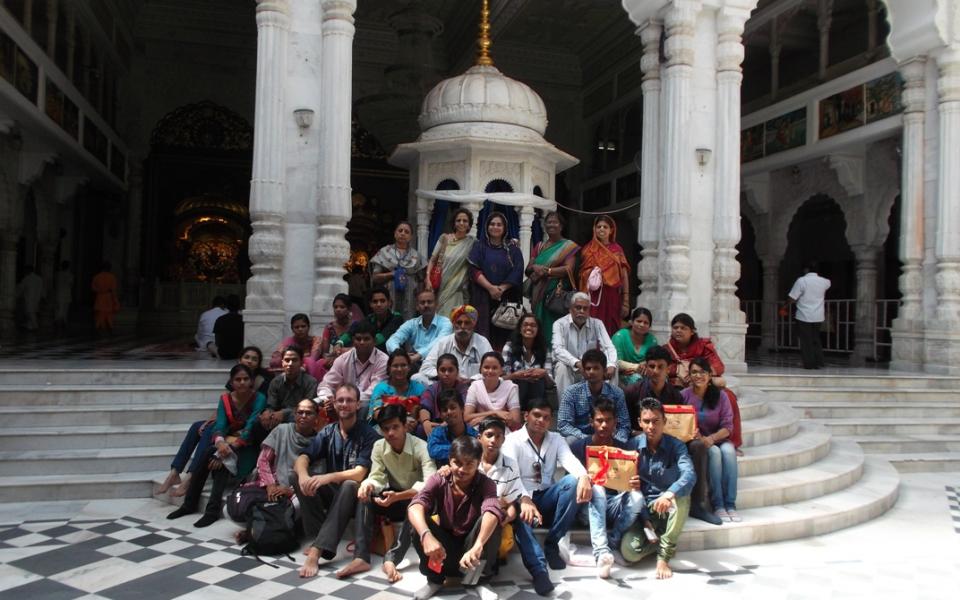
[418,65,548,135]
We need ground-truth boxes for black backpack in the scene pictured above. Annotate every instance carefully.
[241,500,299,564]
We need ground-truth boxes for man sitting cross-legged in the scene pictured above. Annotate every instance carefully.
[341,404,437,582]
[477,416,556,597]
[620,398,696,579]
[427,388,478,466]
[569,398,649,578]
[502,397,592,574]
[408,436,503,600]
[557,348,631,444]
[293,383,381,578]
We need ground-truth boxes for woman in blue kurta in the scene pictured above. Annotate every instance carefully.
[468,211,524,350]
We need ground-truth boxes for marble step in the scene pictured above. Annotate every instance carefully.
[792,401,960,419]
[738,373,960,390]
[814,417,960,436]
[0,367,231,386]
[0,446,179,477]
[735,396,768,420]
[850,434,960,454]
[0,384,225,406]
[766,388,960,403]
[0,423,198,451]
[740,403,800,447]
[737,422,832,477]
[736,440,864,509]
[0,471,158,503]
[0,403,214,427]
[875,452,960,473]
[674,457,899,551]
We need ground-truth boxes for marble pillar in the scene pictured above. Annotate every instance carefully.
[637,19,662,333]
[759,262,779,352]
[518,205,534,265]
[891,57,927,370]
[925,47,960,374]
[0,232,18,336]
[311,0,356,321]
[415,197,430,261]
[465,201,482,239]
[657,0,699,327]
[244,0,290,351]
[817,0,832,81]
[710,4,750,372]
[851,245,879,364]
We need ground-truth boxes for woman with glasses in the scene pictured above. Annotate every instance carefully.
[368,349,426,429]
[682,358,739,523]
[502,313,553,412]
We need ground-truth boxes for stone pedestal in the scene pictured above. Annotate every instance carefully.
[851,246,879,365]
[759,262,778,352]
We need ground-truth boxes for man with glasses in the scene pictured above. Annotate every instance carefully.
[416,304,493,384]
[502,398,592,578]
[621,398,695,580]
[293,383,381,578]
[477,416,555,596]
[551,293,617,399]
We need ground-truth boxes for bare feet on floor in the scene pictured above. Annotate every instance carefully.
[157,469,181,494]
[299,547,321,578]
[382,561,403,583]
[655,559,673,580]
[336,558,371,579]
[168,475,191,498]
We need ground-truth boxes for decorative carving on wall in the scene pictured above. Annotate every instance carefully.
[479,160,521,191]
[352,116,388,160]
[150,101,253,152]
[427,161,465,190]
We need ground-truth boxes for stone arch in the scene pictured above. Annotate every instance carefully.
[781,194,855,298]
[149,100,253,154]
[737,210,763,303]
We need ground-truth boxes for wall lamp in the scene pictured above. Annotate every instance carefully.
[293,108,315,130]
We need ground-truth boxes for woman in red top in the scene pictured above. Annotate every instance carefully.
[578,216,630,337]
[664,313,742,450]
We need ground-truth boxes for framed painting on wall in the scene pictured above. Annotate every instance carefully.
[741,123,764,163]
[764,107,807,156]
[819,85,865,139]
[865,72,904,123]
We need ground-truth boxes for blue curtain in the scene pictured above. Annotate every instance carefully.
[427,200,450,256]
[476,201,519,242]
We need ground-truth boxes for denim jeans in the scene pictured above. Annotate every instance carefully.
[171,420,215,474]
[587,485,644,559]
[707,441,738,510]
[513,474,580,575]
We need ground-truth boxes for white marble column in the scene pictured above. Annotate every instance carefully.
[465,201,482,239]
[657,0,700,326]
[710,4,751,372]
[759,262,779,352]
[926,47,960,373]
[311,0,356,319]
[891,57,927,370]
[851,245,879,364]
[637,19,662,329]
[0,232,18,336]
[518,205,535,265]
[415,197,430,259]
[816,0,832,81]
[244,0,290,350]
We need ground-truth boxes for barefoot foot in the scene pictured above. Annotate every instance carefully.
[655,559,673,580]
[335,558,371,579]
[382,561,403,583]
[169,474,191,498]
[299,548,321,578]
[157,469,181,494]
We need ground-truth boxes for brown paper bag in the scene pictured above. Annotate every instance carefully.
[586,445,639,492]
[663,404,698,442]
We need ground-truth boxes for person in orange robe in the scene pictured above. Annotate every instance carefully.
[91,261,120,334]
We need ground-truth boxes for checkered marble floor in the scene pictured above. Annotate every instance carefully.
[0,473,957,600]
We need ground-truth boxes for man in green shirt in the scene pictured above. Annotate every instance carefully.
[338,403,437,581]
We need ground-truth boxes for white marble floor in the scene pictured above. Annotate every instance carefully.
[0,472,956,600]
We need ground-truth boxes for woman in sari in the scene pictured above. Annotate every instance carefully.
[611,307,658,386]
[468,211,524,349]
[525,211,579,345]
[579,215,630,337]
[370,221,426,320]
[426,208,476,320]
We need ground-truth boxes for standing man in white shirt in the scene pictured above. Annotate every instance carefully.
[551,293,617,398]
[787,263,831,370]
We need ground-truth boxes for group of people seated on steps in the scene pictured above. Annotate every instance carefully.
[160,274,743,599]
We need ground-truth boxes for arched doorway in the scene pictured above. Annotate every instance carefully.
[737,215,762,349]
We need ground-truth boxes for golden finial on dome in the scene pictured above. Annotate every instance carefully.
[476,0,493,67]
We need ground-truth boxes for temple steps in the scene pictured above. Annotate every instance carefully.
[0,367,229,386]
[0,366,904,551]
[738,372,960,474]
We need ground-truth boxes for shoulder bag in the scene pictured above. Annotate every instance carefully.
[546,265,578,316]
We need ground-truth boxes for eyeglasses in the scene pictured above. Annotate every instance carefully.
[689,370,709,377]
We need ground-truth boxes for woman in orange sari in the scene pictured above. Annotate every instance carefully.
[92,261,120,334]
[578,216,630,337]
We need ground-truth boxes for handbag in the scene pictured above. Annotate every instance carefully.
[492,302,523,330]
[665,342,690,386]
[663,404,698,443]
[429,235,448,290]
[587,266,603,307]
[586,445,639,492]
[546,266,578,316]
